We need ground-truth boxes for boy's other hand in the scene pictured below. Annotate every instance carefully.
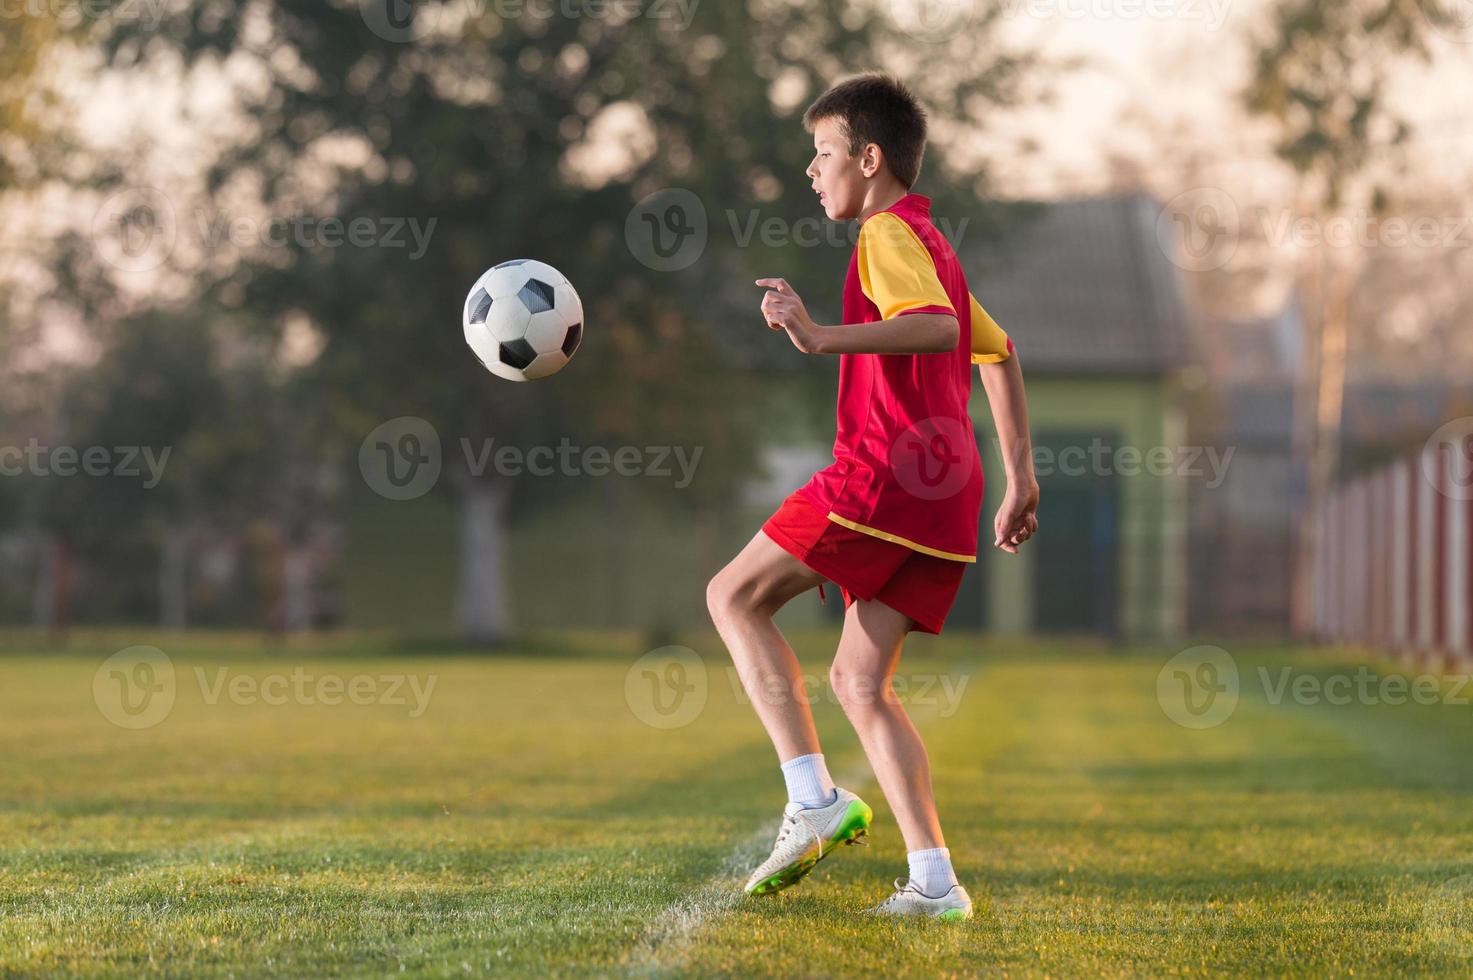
[756,278,820,354]
[994,480,1039,554]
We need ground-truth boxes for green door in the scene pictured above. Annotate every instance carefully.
[1031,432,1120,636]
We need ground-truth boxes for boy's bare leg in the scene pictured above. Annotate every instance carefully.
[829,597,945,852]
[706,530,828,761]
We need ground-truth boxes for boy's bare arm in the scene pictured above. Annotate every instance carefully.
[756,278,958,355]
[806,313,958,355]
[978,351,1040,554]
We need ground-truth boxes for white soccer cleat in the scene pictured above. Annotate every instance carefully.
[869,877,974,920]
[743,788,873,896]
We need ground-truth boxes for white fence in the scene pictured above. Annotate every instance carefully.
[1314,424,1473,666]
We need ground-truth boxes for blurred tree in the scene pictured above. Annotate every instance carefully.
[0,15,55,188]
[1243,0,1441,635]
[67,0,1033,643]
[34,308,311,630]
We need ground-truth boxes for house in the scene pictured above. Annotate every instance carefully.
[956,192,1204,640]
[1192,302,1304,634]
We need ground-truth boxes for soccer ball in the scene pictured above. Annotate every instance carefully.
[463,259,583,381]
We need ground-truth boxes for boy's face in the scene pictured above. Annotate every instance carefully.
[806,116,873,222]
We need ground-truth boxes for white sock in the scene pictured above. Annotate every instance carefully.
[907,847,959,897]
[779,753,836,808]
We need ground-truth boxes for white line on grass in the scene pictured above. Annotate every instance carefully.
[625,663,973,973]
[623,756,878,975]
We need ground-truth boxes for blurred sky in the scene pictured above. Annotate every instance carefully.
[980,0,1473,197]
[50,1,1473,196]
[11,0,1473,364]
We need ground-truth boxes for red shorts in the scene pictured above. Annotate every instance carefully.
[760,490,967,635]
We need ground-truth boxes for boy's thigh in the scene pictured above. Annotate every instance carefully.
[843,552,966,638]
[838,596,914,657]
[713,529,827,612]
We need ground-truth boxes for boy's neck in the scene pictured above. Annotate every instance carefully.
[857,180,909,222]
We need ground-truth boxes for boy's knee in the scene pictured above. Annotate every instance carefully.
[706,568,757,623]
[707,566,787,623]
[829,661,885,714]
[705,571,733,622]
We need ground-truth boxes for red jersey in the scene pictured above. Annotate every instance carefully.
[797,193,1013,563]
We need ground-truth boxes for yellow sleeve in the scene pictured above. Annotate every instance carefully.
[969,292,1013,364]
[856,213,956,321]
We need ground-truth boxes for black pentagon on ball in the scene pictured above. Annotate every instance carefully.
[467,288,492,325]
[561,322,582,357]
[499,337,538,370]
[518,278,556,315]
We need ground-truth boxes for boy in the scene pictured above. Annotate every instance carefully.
[705,73,1040,919]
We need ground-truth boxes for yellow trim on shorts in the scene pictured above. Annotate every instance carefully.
[824,512,977,563]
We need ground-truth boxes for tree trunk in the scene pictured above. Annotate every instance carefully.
[283,543,313,632]
[31,531,54,630]
[32,535,73,638]
[1292,246,1353,637]
[251,520,286,639]
[605,478,629,629]
[159,526,189,630]
[457,480,510,645]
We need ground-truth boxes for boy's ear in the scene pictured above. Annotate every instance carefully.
[860,142,883,179]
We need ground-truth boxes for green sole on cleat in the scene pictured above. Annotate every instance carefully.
[746,799,873,896]
[937,907,971,921]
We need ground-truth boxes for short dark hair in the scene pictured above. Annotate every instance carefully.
[802,73,928,188]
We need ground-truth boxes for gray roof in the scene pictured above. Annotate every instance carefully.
[961,193,1196,375]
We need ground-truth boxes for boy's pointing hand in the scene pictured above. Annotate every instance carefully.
[756,278,822,354]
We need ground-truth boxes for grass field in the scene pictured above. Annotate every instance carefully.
[3,629,1472,977]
